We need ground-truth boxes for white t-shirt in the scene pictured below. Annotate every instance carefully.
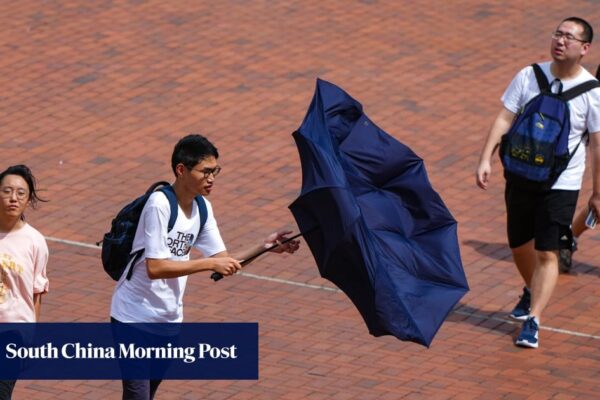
[501,61,600,190]
[110,191,226,323]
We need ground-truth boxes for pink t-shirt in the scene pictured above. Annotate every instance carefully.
[0,223,49,322]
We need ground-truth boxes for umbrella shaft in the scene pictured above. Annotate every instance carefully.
[211,232,303,282]
[241,232,303,265]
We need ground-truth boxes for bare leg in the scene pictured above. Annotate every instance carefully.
[529,250,559,319]
[511,240,536,288]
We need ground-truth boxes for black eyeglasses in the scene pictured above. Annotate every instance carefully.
[551,31,588,44]
[191,166,222,179]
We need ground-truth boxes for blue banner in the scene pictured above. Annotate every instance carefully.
[0,323,258,380]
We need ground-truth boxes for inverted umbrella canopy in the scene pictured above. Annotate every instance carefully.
[289,79,469,347]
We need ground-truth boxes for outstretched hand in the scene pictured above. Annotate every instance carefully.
[264,230,300,254]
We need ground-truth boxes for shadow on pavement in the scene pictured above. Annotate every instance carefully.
[448,303,518,338]
[464,239,600,277]
[462,239,512,261]
[568,261,600,277]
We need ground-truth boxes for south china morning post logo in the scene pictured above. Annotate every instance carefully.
[0,323,258,380]
[5,341,238,364]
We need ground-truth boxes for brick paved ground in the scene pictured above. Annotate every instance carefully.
[1,0,600,399]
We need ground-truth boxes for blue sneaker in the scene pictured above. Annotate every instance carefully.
[509,287,530,321]
[515,316,539,348]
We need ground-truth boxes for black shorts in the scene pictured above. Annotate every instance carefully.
[504,182,579,250]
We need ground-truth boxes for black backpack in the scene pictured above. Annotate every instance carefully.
[99,181,208,281]
[499,63,600,190]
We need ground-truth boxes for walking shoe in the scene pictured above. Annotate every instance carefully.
[509,287,530,321]
[559,238,578,274]
[515,316,539,349]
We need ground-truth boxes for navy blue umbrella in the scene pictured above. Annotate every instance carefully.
[289,79,469,347]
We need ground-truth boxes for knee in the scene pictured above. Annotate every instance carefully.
[511,240,534,255]
[537,250,558,266]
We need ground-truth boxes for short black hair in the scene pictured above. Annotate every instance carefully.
[171,134,219,176]
[562,17,594,43]
[0,164,47,210]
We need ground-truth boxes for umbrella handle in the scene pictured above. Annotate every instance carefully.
[210,233,302,282]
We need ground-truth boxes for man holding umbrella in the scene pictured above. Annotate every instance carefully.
[110,134,299,399]
[476,17,600,348]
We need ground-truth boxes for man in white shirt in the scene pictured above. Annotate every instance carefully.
[475,17,600,349]
[111,134,299,399]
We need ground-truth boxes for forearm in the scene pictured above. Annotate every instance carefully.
[590,134,600,195]
[230,243,268,265]
[34,293,43,321]
[146,257,219,279]
[479,108,515,163]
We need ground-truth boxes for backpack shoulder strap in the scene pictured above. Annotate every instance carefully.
[146,180,171,193]
[157,185,207,236]
[195,196,208,238]
[532,63,550,93]
[560,80,600,101]
[158,185,179,232]
[124,181,173,281]
[570,64,600,148]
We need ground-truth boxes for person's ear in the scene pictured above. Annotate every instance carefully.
[175,163,186,177]
[581,42,591,57]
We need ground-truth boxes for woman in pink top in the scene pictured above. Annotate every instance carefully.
[0,165,49,399]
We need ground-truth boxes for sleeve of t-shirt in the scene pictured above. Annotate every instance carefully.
[193,199,226,257]
[140,193,173,260]
[587,87,600,133]
[501,66,529,113]
[33,233,49,294]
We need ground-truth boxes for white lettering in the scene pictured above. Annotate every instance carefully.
[61,343,115,359]
[62,343,75,359]
[5,343,58,359]
[119,343,196,363]
[5,343,16,359]
[198,343,237,359]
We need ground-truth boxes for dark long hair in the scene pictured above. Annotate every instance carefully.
[0,164,47,209]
